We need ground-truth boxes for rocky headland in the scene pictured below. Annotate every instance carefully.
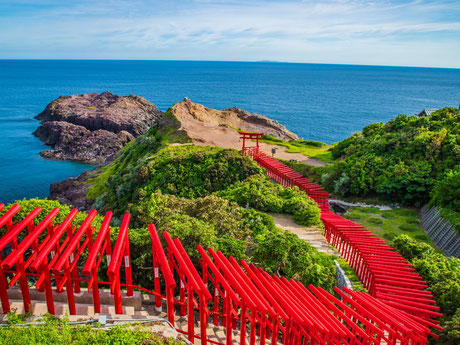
[47,96,302,209]
[34,92,163,164]
[173,98,298,142]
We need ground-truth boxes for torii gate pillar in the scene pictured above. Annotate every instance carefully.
[239,131,263,158]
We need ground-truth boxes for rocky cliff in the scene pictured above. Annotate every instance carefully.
[173,99,298,141]
[34,92,163,164]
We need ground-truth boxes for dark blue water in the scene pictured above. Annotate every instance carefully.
[1,60,459,204]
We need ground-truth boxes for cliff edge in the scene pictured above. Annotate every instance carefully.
[172,98,298,144]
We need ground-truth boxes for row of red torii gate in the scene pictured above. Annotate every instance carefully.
[0,132,442,345]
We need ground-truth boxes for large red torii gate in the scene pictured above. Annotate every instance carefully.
[239,131,263,158]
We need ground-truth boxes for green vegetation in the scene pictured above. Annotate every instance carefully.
[279,158,332,184]
[0,313,183,345]
[393,235,460,344]
[1,110,344,294]
[260,134,334,162]
[430,166,460,232]
[218,176,321,226]
[343,206,431,244]
[0,198,106,230]
[322,107,459,232]
[81,127,339,290]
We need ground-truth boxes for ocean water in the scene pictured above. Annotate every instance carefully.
[0,60,459,204]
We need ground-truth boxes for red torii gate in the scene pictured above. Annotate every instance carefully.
[239,131,262,158]
[0,202,442,345]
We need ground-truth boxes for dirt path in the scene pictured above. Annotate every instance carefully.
[185,122,325,166]
[270,213,338,256]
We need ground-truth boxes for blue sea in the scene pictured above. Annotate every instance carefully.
[0,60,459,204]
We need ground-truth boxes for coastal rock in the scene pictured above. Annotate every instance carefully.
[49,170,98,211]
[174,99,298,140]
[34,92,163,164]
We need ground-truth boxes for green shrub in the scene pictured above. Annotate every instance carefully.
[393,234,460,341]
[0,198,105,230]
[261,134,284,143]
[368,217,384,225]
[383,232,396,241]
[431,167,460,233]
[160,214,217,264]
[344,211,362,220]
[293,203,321,226]
[436,309,460,345]
[398,223,419,232]
[253,228,336,292]
[217,236,247,261]
[0,313,184,345]
[289,140,327,147]
[218,176,321,227]
[381,210,397,218]
[326,107,460,212]
[414,234,429,241]
[405,218,420,224]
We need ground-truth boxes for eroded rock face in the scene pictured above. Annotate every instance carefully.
[174,99,299,140]
[49,170,99,211]
[34,92,163,164]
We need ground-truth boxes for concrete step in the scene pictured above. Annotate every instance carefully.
[2,299,136,318]
[6,286,142,311]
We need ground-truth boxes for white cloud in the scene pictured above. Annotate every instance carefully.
[0,0,459,67]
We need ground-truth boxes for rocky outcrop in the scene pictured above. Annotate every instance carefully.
[49,170,98,211]
[174,99,298,140]
[34,92,163,164]
[47,98,301,210]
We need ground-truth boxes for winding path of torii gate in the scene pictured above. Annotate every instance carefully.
[0,133,442,345]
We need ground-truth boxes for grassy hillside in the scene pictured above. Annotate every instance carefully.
[2,108,358,292]
[260,135,334,162]
[78,120,346,290]
[321,107,459,231]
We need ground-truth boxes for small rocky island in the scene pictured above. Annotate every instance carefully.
[34,92,163,164]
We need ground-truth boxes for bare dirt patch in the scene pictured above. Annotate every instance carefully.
[270,213,338,256]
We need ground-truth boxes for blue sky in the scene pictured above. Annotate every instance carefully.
[0,0,459,68]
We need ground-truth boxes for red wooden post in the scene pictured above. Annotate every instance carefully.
[124,235,133,296]
[200,294,208,345]
[225,294,232,345]
[148,224,176,323]
[83,211,113,314]
[213,285,219,325]
[180,276,186,316]
[187,285,195,343]
[153,254,161,311]
[113,272,122,314]
[107,213,131,314]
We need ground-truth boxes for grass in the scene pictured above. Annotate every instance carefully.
[343,206,433,245]
[1,313,184,345]
[259,135,335,162]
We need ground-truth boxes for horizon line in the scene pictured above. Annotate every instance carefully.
[0,58,459,70]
